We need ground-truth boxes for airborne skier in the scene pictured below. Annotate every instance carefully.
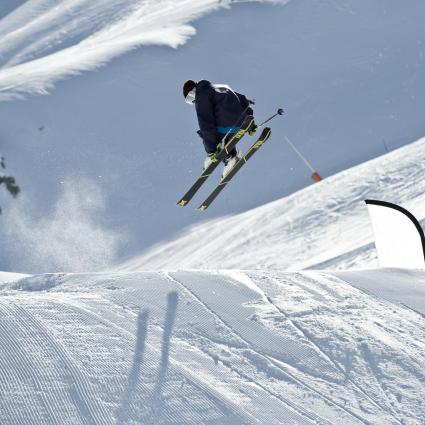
[183,79,257,177]
[178,80,281,209]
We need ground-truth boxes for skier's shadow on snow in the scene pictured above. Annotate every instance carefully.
[116,291,179,424]
[116,309,149,424]
[145,291,179,423]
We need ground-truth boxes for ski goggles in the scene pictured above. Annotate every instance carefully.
[185,88,196,105]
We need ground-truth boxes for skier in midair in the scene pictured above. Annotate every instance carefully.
[183,79,256,177]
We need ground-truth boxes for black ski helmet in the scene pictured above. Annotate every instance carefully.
[183,80,196,99]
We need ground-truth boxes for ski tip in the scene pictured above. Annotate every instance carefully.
[263,127,272,139]
[177,199,188,206]
[197,205,207,212]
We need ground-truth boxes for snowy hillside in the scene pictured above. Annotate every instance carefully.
[1,269,425,424]
[119,136,425,271]
[1,0,425,273]
[0,0,266,101]
[1,3,425,424]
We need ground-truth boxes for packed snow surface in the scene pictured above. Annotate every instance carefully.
[1,269,425,424]
[120,136,425,271]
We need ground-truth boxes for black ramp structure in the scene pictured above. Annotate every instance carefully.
[365,199,425,269]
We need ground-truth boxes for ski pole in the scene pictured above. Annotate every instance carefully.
[284,135,323,182]
[257,108,284,128]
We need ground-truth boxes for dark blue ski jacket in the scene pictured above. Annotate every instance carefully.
[195,80,253,154]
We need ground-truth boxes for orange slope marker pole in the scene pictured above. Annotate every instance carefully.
[284,135,323,182]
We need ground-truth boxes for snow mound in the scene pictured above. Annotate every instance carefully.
[0,269,424,424]
[119,137,425,271]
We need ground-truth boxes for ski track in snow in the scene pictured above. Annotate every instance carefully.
[0,0,288,101]
[0,270,424,424]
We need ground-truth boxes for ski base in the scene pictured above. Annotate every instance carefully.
[197,127,272,211]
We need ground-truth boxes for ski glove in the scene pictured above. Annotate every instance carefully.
[248,123,257,137]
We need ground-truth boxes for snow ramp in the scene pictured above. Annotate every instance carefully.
[0,270,424,424]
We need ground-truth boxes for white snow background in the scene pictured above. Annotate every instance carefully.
[1,0,425,272]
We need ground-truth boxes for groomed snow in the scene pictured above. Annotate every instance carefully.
[1,3,424,423]
[1,269,424,424]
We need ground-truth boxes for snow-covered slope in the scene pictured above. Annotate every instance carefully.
[1,3,424,423]
[0,0,283,100]
[0,271,28,283]
[119,137,425,271]
[1,269,424,424]
[1,1,425,273]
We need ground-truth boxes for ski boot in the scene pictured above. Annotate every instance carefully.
[221,149,242,179]
[203,146,222,170]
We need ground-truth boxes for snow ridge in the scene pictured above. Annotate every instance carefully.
[0,0,288,101]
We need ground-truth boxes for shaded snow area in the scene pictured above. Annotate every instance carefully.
[1,269,424,424]
[119,137,425,272]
